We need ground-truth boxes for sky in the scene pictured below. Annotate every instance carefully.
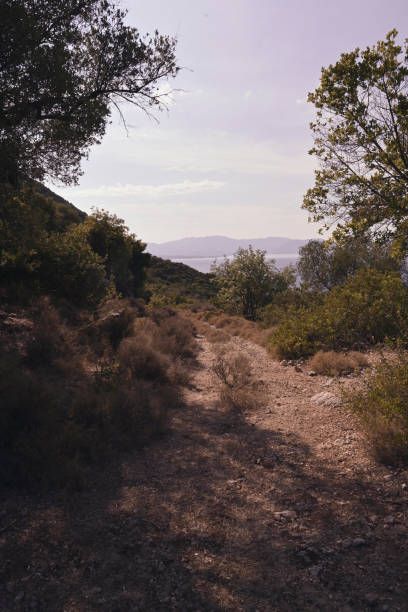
[54,0,408,243]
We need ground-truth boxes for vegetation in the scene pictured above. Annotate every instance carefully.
[1,0,178,186]
[211,246,295,321]
[308,350,368,377]
[212,347,264,413]
[269,268,408,359]
[0,300,196,489]
[297,237,398,291]
[303,30,408,244]
[345,353,408,464]
[145,256,216,306]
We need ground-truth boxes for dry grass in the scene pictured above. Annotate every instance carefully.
[211,346,264,413]
[308,350,369,377]
[190,311,272,346]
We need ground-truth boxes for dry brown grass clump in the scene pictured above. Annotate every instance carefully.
[212,347,264,413]
[190,310,272,346]
[308,350,369,377]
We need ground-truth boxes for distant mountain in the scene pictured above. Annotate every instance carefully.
[147,235,309,258]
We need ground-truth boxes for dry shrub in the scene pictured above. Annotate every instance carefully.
[212,348,264,412]
[203,324,230,343]
[308,350,369,376]
[26,297,77,367]
[118,336,170,382]
[345,352,408,465]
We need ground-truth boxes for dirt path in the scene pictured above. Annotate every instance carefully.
[1,334,408,611]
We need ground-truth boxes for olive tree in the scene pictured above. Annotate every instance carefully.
[211,246,294,320]
[0,0,178,185]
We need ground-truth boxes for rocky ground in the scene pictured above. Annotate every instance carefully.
[1,333,408,611]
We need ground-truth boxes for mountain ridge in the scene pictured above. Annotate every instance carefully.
[147,235,309,258]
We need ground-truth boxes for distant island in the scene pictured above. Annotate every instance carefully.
[147,235,309,259]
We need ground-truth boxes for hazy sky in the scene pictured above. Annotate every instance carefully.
[54,0,408,243]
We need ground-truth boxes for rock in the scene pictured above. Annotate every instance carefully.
[402,483,407,490]
[308,370,317,376]
[309,565,321,577]
[324,378,334,386]
[280,360,288,367]
[351,537,366,547]
[384,516,395,525]
[311,391,340,407]
[294,365,302,372]
[274,510,297,520]
[15,592,25,602]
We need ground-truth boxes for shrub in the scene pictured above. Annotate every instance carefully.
[212,348,264,412]
[269,269,408,359]
[308,350,369,376]
[118,336,170,382]
[345,353,408,464]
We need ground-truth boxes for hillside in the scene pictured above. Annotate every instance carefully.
[145,256,216,304]
[147,235,309,258]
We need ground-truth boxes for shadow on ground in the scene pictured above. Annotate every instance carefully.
[1,379,407,611]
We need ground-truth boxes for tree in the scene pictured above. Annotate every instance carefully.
[297,237,397,291]
[0,0,178,185]
[303,30,408,243]
[80,208,150,297]
[211,246,294,320]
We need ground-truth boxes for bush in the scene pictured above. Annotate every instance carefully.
[345,353,408,464]
[308,350,369,376]
[212,348,264,413]
[118,336,170,382]
[269,269,408,359]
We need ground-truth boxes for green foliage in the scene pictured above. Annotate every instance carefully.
[0,188,149,308]
[270,269,408,359]
[303,30,408,242]
[145,256,216,306]
[297,237,398,291]
[80,208,150,298]
[1,0,179,185]
[346,353,408,464]
[212,246,294,321]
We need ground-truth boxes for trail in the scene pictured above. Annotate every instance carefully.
[1,334,408,611]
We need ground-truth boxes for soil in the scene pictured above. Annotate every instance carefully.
[1,332,408,611]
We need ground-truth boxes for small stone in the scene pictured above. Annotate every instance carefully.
[15,592,25,602]
[274,510,297,520]
[324,378,334,386]
[384,474,393,481]
[384,516,395,525]
[309,565,321,577]
[401,483,407,490]
[294,365,302,372]
[308,370,317,377]
[280,360,288,366]
[351,537,365,547]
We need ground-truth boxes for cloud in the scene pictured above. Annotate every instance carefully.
[66,179,225,200]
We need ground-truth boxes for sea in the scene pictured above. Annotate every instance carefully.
[170,253,299,274]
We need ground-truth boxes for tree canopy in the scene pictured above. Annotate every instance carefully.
[0,0,179,185]
[303,30,408,244]
[211,246,294,321]
[297,237,397,291]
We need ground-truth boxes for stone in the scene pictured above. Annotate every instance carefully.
[280,360,288,366]
[308,370,317,376]
[351,537,366,547]
[294,364,302,372]
[311,391,340,407]
[274,510,297,520]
